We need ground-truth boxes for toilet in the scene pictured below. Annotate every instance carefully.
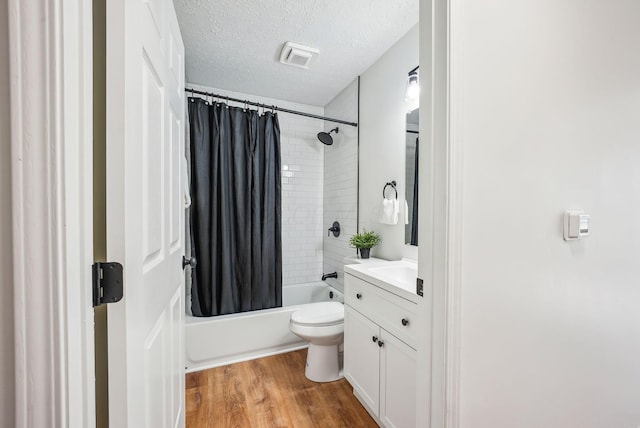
[289,301,345,382]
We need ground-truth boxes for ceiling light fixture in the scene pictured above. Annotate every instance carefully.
[405,65,420,104]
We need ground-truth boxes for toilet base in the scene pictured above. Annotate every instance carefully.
[305,344,343,383]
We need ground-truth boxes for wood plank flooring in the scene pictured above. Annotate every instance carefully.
[185,349,378,428]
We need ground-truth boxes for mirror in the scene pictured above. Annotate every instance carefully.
[405,108,419,246]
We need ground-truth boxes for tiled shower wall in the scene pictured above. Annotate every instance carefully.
[322,79,359,293]
[187,84,325,286]
[280,113,325,285]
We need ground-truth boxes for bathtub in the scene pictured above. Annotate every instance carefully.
[185,282,344,372]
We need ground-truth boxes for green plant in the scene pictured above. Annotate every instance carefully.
[349,229,381,250]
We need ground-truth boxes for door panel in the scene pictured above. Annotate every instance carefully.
[380,331,417,428]
[106,0,185,426]
[144,314,167,428]
[344,307,380,414]
[146,0,164,38]
[169,289,184,428]
[168,31,182,94]
[141,55,165,267]
[169,110,181,251]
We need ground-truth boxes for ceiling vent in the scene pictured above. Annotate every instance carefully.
[279,42,320,69]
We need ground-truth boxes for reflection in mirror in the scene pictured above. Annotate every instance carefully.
[405,108,419,246]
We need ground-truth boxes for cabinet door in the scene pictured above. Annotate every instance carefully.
[344,306,380,415]
[379,330,417,428]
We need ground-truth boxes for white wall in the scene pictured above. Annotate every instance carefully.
[449,1,640,426]
[323,79,359,292]
[0,0,15,426]
[359,25,419,261]
[186,84,326,287]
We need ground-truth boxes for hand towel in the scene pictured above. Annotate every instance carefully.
[405,200,409,225]
[379,197,399,224]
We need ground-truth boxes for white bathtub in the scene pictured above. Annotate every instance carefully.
[185,282,344,372]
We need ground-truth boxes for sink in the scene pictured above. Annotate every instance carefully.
[368,265,417,286]
[344,259,418,301]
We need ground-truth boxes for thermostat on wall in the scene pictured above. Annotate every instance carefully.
[563,210,590,241]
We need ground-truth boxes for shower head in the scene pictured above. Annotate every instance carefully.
[317,127,339,145]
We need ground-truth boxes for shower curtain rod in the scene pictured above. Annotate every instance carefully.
[186,87,358,127]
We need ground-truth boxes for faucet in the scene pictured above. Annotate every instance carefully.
[321,272,338,281]
[327,221,340,237]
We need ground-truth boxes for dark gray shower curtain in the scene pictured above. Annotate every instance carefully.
[410,138,419,246]
[189,98,282,317]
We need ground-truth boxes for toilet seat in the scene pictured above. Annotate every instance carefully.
[291,302,344,327]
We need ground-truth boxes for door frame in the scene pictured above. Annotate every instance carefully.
[7,0,462,426]
[8,0,96,426]
[417,0,462,427]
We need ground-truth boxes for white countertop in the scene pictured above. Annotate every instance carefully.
[344,258,419,303]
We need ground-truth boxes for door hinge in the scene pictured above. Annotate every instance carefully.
[416,277,424,297]
[92,262,123,307]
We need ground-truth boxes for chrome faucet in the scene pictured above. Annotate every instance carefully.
[321,272,338,281]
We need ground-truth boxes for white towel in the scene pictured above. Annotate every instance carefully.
[379,197,399,224]
[183,157,192,209]
[404,200,409,225]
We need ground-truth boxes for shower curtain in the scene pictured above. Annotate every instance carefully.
[188,98,282,317]
[410,138,419,246]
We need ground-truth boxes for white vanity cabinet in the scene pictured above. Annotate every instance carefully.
[344,272,417,428]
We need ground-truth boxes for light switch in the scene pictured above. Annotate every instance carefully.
[563,210,590,241]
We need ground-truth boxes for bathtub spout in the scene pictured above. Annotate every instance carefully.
[322,272,338,281]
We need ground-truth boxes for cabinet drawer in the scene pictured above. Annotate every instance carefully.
[345,274,418,349]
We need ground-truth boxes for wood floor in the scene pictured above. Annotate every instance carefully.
[185,349,378,428]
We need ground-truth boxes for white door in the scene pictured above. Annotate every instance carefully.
[344,306,381,414]
[380,330,417,428]
[106,0,185,426]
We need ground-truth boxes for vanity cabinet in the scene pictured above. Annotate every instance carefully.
[344,273,417,428]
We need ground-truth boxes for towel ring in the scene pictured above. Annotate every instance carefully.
[383,181,397,199]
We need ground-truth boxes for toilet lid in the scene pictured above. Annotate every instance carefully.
[291,302,344,326]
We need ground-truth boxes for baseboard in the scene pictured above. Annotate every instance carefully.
[352,389,383,427]
[185,343,309,373]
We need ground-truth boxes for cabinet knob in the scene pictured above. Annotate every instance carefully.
[356,293,362,299]
[372,336,378,343]
[402,318,409,326]
[378,340,384,348]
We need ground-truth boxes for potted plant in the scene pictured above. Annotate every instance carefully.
[349,229,381,259]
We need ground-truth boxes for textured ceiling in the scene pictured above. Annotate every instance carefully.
[174,0,419,106]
